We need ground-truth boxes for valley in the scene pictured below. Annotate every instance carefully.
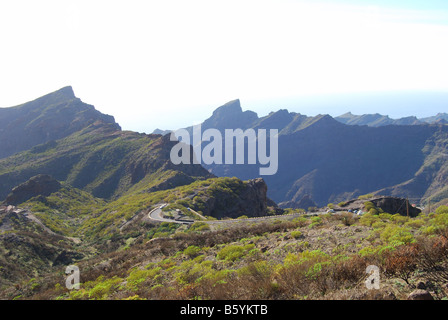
[1,87,448,301]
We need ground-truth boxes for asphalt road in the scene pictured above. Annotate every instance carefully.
[147,203,327,225]
[148,205,192,225]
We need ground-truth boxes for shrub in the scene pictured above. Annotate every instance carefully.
[372,221,386,229]
[88,276,123,300]
[308,216,323,229]
[404,219,425,229]
[291,231,302,239]
[183,245,202,258]
[421,225,437,235]
[390,214,409,224]
[189,222,210,232]
[359,213,380,227]
[384,244,419,285]
[292,217,309,227]
[364,201,376,212]
[379,213,393,221]
[339,212,356,226]
[127,267,161,291]
[433,212,448,229]
[217,244,255,262]
[358,194,374,200]
[380,225,414,245]
[436,205,448,215]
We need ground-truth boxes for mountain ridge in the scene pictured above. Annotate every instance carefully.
[0,86,119,159]
[167,99,448,207]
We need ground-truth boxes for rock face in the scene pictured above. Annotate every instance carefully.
[407,289,434,300]
[5,174,61,205]
[199,178,273,219]
[371,197,421,217]
[339,196,421,217]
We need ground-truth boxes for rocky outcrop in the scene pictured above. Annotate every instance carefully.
[4,174,61,205]
[370,197,421,217]
[198,178,275,219]
[407,289,434,300]
[337,196,421,217]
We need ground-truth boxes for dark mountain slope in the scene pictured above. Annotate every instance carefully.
[0,122,213,201]
[176,100,447,207]
[0,87,214,203]
[274,121,437,205]
[376,125,448,204]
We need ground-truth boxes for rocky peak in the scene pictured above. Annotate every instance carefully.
[212,99,242,116]
[0,86,120,159]
[202,99,258,131]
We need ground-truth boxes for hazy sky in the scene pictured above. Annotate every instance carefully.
[1,0,447,132]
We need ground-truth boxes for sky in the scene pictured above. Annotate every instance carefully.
[0,0,447,132]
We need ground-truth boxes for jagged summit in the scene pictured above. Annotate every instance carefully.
[49,85,76,98]
[211,99,242,115]
[199,99,258,131]
[11,86,78,111]
[0,86,119,159]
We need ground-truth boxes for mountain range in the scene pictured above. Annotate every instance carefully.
[2,88,447,211]
[1,86,448,300]
[167,99,448,208]
[335,112,448,127]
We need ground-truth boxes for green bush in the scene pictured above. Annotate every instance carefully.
[291,230,302,239]
[364,201,376,212]
[390,214,409,224]
[183,245,202,258]
[436,205,448,215]
[88,276,123,300]
[358,194,374,200]
[404,219,425,229]
[308,216,322,229]
[292,217,309,227]
[420,225,437,235]
[379,213,393,221]
[380,225,414,245]
[189,222,211,232]
[126,267,161,291]
[359,213,380,226]
[217,244,255,262]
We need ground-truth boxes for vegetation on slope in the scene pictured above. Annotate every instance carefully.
[4,205,448,300]
[0,122,212,201]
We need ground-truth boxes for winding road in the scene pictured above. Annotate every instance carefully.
[148,204,192,225]
[148,203,320,225]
